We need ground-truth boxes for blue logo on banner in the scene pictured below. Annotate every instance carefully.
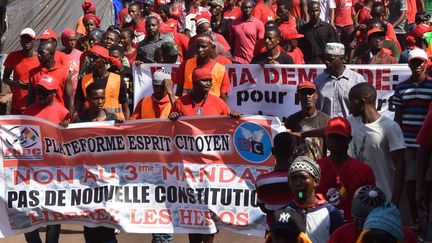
[234,122,272,163]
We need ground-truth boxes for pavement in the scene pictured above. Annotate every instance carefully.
[0,225,262,243]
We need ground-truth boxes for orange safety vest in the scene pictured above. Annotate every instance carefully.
[82,72,125,120]
[139,95,173,119]
[183,58,226,97]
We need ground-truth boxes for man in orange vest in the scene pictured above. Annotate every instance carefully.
[132,69,176,119]
[75,45,130,120]
[174,34,231,102]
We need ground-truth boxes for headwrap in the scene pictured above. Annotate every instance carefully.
[82,0,96,14]
[196,35,216,46]
[89,45,122,69]
[288,156,320,181]
[356,203,403,243]
[83,13,101,28]
[192,67,212,82]
[61,28,77,46]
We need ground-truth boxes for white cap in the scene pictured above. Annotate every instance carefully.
[152,68,171,85]
[20,28,36,39]
[408,48,428,62]
[325,42,345,56]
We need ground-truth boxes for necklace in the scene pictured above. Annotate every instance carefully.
[191,94,208,116]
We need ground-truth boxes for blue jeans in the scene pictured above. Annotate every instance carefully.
[152,233,173,243]
[25,224,61,243]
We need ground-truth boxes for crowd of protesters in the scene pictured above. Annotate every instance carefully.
[1,0,432,242]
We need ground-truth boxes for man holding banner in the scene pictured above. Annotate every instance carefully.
[169,66,240,243]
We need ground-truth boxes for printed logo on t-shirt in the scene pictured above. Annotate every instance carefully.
[234,122,272,163]
[1,125,43,160]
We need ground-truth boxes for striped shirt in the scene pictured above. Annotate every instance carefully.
[393,77,432,147]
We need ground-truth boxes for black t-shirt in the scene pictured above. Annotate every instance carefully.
[285,110,330,161]
[250,51,294,64]
[75,73,128,104]
[211,18,230,44]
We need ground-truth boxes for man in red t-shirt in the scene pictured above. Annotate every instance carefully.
[2,28,40,114]
[330,0,355,56]
[169,67,239,243]
[317,117,375,222]
[122,3,147,41]
[39,29,70,68]
[24,75,70,125]
[28,41,73,112]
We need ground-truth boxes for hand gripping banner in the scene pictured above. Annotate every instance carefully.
[0,115,284,238]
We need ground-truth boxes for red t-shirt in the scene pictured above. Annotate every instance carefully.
[160,18,178,34]
[173,93,230,116]
[54,51,70,69]
[122,19,147,37]
[223,6,242,21]
[4,50,40,113]
[174,58,231,95]
[357,6,371,24]
[317,156,375,222]
[215,55,232,65]
[173,32,189,62]
[23,101,70,125]
[29,64,69,106]
[288,47,305,64]
[253,2,276,23]
[289,0,302,19]
[277,16,297,34]
[328,222,417,243]
[333,0,354,27]
[406,0,417,24]
[117,7,128,26]
[230,16,265,64]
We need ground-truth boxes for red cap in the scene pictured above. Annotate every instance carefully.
[90,45,122,69]
[280,28,304,40]
[297,81,316,91]
[39,29,58,41]
[412,23,432,38]
[36,75,59,91]
[194,11,211,26]
[192,67,212,82]
[325,117,351,138]
[366,28,385,42]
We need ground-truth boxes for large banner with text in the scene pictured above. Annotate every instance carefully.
[0,115,283,237]
[133,64,411,121]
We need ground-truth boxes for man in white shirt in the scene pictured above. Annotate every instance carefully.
[347,82,405,206]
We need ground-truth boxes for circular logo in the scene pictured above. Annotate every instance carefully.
[234,122,272,163]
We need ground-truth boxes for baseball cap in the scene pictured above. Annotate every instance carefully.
[20,28,36,39]
[161,42,180,56]
[270,208,306,235]
[39,29,58,41]
[325,117,351,138]
[408,48,428,62]
[209,0,224,8]
[153,68,171,86]
[366,28,386,42]
[36,75,59,91]
[192,67,212,82]
[297,81,316,91]
[325,42,344,56]
[412,23,431,38]
[194,11,211,27]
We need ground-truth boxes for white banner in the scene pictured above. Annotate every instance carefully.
[133,64,412,121]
